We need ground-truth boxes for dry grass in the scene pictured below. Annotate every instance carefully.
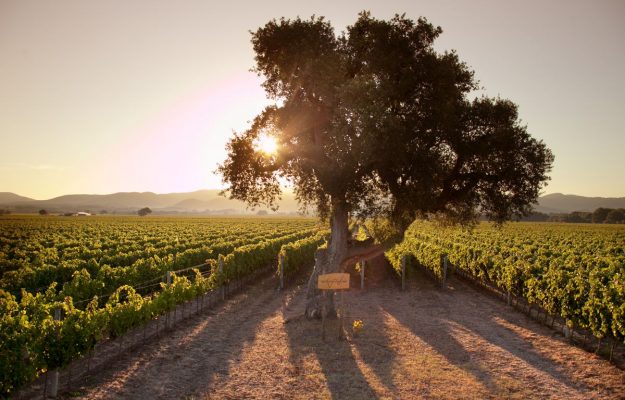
[67,259,625,399]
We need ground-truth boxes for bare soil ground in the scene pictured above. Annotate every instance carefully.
[65,259,625,400]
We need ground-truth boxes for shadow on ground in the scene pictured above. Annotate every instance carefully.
[380,261,588,394]
[76,277,284,399]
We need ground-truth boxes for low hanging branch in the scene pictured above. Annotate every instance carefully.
[340,243,386,269]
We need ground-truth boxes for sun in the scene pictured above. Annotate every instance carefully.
[256,134,278,155]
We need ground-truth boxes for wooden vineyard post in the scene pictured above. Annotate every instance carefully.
[173,237,179,269]
[360,260,365,290]
[401,255,406,291]
[47,308,62,398]
[609,340,616,362]
[218,255,225,300]
[441,254,448,288]
[279,253,285,291]
[563,322,572,341]
[164,271,172,328]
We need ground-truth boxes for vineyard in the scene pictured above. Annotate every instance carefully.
[2,216,625,397]
[0,215,326,396]
[385,221,625,349]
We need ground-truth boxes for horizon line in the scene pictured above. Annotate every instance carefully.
[2,189,625,203]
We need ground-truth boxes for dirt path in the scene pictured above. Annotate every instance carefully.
[68,260,625,399]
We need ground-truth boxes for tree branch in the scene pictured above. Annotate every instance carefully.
[340,242,386,268]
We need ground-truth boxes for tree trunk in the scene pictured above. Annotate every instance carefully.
[305,199,349,319]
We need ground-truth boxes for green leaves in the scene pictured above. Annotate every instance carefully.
[222,13,552,228]
[0,216,323,396]
[388,221,625,342]
[0,216,318,297]
[278,231,329,278]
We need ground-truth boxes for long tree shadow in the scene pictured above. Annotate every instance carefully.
[77,276,285,399]
[445,278,589,391]
[352,256,498,395]
[282,256,407,399]
[380,266,588,394]
[343,257,402,396]
[348,302,401,395]
[284,309,380,400]
[380,290,499,392]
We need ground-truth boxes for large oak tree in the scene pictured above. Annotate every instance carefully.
[218,12,553,316]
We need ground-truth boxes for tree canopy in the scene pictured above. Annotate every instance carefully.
[219,12,554,316]
[137,207,152,217]
[592,207,611,224]
[605,209,625,224]
[219,12,554,231]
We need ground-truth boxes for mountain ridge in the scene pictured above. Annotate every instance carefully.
[0,192,35,203]
[1,191,624,215]
[0,189,301,214]
[534,193,625,214]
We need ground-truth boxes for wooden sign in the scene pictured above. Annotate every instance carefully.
[318,273,350,290]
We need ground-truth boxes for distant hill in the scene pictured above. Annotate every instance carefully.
[534,193,625,214]
[1,190,623,215]
[0,192,34,204]
[169,198,214,211]
[0,190,301,214]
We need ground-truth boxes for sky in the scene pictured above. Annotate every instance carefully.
[1,0,624,200]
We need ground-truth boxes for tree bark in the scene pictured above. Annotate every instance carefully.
[305,199,349,319]
[304,199,389,319]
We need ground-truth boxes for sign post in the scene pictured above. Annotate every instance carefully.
[278,253,285,290]
[401,255,406,291]
[318,273,350,290]
[360,261,365,289]
[318,273,350,340]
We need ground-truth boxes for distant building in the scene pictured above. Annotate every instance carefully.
[76,212,91,216]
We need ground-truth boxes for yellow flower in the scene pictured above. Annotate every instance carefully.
[352,319,364,336]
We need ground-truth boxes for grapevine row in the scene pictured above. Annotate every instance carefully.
[0,224,324,396]
[386,221,625,345]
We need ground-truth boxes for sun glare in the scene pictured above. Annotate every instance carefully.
[256,134,278,155]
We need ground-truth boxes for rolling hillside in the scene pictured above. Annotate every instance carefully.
[0,192,35,204]
[0,190,301,214]
[533,193,625,214]
[1,191,624,215]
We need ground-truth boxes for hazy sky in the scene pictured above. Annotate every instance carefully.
[1,0,624,199]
